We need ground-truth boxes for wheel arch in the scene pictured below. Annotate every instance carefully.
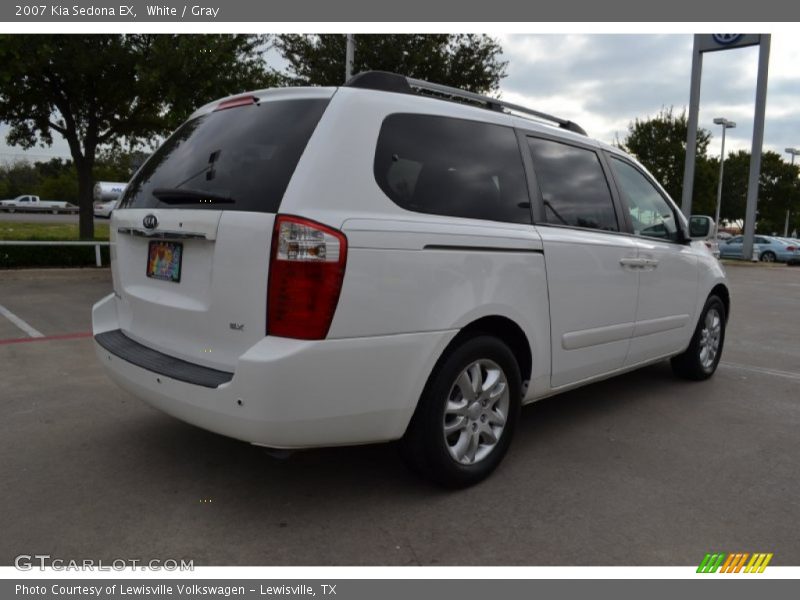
[709,283,731,322]
[439,315,533,395]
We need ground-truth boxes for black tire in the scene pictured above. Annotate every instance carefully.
[400,335,522,488]
[760,251,776,263]
[671,295,726,380]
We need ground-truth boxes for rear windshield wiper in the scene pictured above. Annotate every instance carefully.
[152,188,235,205]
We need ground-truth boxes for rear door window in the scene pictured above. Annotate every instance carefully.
[373,113,531,224]
[119,98,330,213]
[526,137,619,232]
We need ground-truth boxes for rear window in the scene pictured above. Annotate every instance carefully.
[373,113,531,224]
[119,98,330,213]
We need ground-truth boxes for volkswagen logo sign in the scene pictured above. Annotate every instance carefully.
[712,34,743,45]
[143,214,158,230]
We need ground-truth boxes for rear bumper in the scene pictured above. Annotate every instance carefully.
[92,293,456,448]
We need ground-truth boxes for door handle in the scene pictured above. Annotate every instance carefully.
[640,258,659,269]
[619,257,645,269]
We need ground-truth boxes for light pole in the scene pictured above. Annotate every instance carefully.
[344,34,355,82]
[713,118,736,237]
[784,147,800,237]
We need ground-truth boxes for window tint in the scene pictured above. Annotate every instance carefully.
[609,157,680,242]
[526,137,618,231]
[374,114,531,224]
[120,98,330,213]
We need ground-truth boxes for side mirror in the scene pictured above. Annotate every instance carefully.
[689,215,714,239]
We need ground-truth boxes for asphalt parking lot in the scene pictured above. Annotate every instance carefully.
[1,264,798,566]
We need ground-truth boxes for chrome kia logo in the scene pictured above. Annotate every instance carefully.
[143,214,158,229]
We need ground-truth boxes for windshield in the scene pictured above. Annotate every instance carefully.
[119,98,330,213]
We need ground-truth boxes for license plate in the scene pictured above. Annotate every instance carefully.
[146,241,183,283]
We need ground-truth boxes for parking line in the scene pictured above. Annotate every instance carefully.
[720,361,800,382]
[0,331,92,346]
[0,303,44,338]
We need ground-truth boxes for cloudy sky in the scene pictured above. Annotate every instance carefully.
[497,34,800,160]
[2,33,798,165]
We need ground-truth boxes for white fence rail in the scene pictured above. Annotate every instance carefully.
[0,240,109,267]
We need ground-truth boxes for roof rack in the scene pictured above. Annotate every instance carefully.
[345,71,587,136]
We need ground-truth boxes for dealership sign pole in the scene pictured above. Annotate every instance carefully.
[681,34,770,260]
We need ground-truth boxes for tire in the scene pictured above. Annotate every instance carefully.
[51,209,58,215]
[760,251,776,263]
[671,295,726,381]
[400,335,522,488]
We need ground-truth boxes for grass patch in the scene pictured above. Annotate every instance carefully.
[0,221,110,268]
[0,222,109,241]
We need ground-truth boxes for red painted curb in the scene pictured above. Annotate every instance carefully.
[0,331,93,346]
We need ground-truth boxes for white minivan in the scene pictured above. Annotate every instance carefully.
[93,72,729,487]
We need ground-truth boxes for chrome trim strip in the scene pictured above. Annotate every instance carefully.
[117,227,207,240]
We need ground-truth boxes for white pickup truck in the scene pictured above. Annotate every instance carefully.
[0,195,79,214]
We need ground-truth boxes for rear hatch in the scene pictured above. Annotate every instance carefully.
[110,90,332,370]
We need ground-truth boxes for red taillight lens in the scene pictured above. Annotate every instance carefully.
[267,215,347,340]
[787,246,797,252]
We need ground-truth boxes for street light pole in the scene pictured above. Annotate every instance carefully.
[345,34,355,82]
[785,147,800,237]
[713,118,736,237]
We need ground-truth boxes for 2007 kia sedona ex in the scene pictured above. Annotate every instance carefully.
[93,72,729,487]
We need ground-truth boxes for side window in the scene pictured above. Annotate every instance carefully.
[373,113,531,224]
[609,157,680,242]
[526,137,618,232]
[20,196,30,203]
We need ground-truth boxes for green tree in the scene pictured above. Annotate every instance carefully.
[276,34,507,93]
[0,34,278,239]
[0,160,41,199]
[617,107,717,214]
[720,150,800,234]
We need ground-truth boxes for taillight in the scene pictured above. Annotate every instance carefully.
[267,215,347,340]
[787,246,797,252]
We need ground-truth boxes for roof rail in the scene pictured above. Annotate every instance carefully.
[345,71,587,136]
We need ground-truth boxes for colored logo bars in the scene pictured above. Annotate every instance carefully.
[697,552,773,573]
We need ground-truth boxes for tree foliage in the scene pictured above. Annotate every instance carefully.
[0,34,278,238]
[275,34,507,93]
[720,150,800,234]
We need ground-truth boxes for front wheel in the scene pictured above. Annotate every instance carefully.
[400,335,521,488]
[671,295,726,380]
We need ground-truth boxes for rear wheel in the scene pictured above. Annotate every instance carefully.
[760,251,776,263]
[400,335,521,488]
[671,295,726,380]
